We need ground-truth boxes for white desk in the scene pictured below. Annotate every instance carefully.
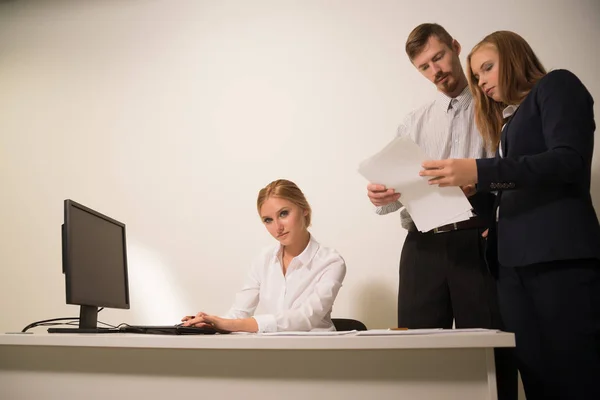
[0,330,514,400]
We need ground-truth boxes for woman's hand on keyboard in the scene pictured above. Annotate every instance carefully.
[181,312,211,328]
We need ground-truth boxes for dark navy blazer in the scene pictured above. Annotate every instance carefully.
[472,69,600,269]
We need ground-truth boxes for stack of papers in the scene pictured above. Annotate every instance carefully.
[255,328,499,337]
[258,330,357,336]
[358,136,473,232]
[355,328,499,336]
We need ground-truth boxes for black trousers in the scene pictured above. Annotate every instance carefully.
[497,259,600,400]
[398,228,517,400]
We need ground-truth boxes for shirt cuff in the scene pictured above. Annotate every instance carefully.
[252,314,278,333]
[376,200,402,215]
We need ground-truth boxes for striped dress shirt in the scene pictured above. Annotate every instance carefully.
[376,85,493,230]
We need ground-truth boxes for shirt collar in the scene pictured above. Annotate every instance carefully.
[436,85,472,113]
[502,104,519,119]
[271,234,320,269]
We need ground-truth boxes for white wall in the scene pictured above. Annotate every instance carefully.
[1,0,599,334]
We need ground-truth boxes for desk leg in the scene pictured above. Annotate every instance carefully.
[486,348,498,400]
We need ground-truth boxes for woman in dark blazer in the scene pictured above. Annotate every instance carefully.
[420,31,600,400]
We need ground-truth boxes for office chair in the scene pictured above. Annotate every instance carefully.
[332,318,367,331]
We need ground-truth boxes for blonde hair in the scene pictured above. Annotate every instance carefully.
[256,179,312,226]
[467,31,546,152]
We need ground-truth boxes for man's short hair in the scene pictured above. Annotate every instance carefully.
[405,23,454,61]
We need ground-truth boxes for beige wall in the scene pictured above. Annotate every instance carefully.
[1,0,599,338]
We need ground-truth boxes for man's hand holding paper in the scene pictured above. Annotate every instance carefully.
[367,183,401,207]
[358,136,474,232]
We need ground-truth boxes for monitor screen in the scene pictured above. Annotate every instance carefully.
[59,199,130,331]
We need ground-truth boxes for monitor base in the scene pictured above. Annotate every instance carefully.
[47,327,121,334]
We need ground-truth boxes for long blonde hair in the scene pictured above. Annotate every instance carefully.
[256,179,312,226]
[467,31,546,151]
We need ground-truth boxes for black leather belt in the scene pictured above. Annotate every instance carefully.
[431,216,487,234]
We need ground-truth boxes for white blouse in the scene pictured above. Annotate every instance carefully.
[222,235,346,333]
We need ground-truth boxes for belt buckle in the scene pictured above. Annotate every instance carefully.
[433,222,458,234]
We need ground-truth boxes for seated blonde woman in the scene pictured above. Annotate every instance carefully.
[182,179,347,333]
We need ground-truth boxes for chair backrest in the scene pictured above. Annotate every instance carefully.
[332,318,367,331]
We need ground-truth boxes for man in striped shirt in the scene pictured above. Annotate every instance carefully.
[367,23,516,400]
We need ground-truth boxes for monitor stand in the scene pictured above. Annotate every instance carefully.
[47,305,120,334]
[47,327,121,333]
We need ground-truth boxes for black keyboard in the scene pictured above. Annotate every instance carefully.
[119,325,228,335]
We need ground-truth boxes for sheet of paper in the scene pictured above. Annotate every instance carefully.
[356,328,443,336]
[358,136,473,232]
[355,328,499,336]
[258,330,358,336]
[441,210,474,225]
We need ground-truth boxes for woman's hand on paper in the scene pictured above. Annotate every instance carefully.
[367,183,401,206]
[419,159,478,187]
[460,184,477,197]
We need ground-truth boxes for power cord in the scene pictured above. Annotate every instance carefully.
[21,308,119,332]
[22,317,78,332]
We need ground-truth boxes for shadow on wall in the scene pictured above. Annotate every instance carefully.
[351,281,397,329]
